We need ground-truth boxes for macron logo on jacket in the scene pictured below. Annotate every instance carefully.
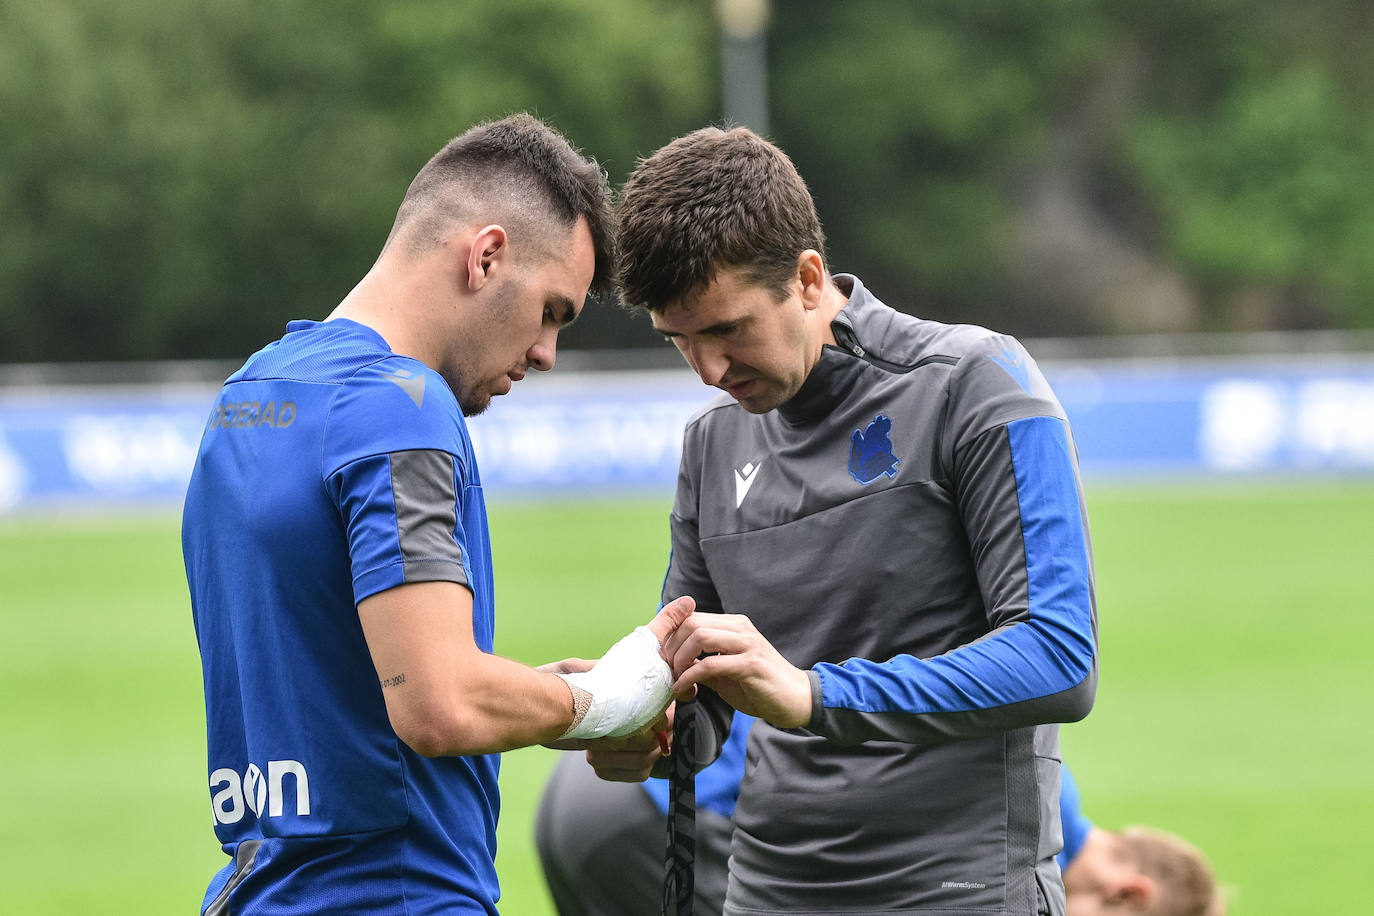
[735,459,764,507]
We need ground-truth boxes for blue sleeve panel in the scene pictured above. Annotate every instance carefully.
[810,415,1096,743]
[1057,764,1093,871]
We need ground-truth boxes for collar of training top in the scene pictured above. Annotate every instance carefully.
[778,273,872,427]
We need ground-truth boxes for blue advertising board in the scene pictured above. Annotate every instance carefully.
[1,355,1372,515]
[1048,355,1374,475]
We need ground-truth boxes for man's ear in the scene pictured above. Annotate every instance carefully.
[466,225,508,291]
[1105,872,1156,911]
[797,249,826,310]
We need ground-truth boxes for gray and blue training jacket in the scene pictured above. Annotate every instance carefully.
[662,275,1098,915]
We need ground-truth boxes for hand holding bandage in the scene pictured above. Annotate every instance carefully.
[663,610,813,730]
[556,596,695,740]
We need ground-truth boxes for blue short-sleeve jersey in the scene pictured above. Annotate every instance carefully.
[183,319,500,915]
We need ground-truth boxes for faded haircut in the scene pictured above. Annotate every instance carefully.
[617,126,826,311]
[386,112,617,295]
[1119,826,1227,916]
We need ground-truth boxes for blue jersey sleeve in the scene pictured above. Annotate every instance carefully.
[321,358,480,605]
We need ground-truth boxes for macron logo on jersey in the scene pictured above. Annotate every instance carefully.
[735,459,763,507]
[210,759,311,825]
[385,368,426,409]
[988,346,1033,395]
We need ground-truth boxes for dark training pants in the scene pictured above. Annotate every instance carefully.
[535,751,733,916]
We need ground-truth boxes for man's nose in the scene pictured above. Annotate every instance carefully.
[527,327,557,372]
[687,340,728,387]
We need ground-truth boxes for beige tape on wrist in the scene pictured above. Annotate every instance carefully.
[565,681,593,733]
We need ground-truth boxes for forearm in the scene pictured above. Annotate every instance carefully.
[804,615,1096,747]
[363,583,688,759]
[398,621,685,756]
[390,652,575,757]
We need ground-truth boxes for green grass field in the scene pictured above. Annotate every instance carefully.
[2,481,1371,914]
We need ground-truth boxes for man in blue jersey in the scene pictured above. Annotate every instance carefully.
[583,126,1100,915]
[182,113,693,916]
[1057,768,1225,916]
[537,746,1226,916]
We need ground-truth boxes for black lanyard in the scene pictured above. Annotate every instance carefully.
[663,699,697,916]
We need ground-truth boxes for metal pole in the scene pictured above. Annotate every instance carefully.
[717,0,771,135]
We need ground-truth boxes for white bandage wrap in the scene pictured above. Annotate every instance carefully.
[555,626,675,739]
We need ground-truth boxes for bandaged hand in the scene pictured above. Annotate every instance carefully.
[555,625,676,739]
[553,596,693,740]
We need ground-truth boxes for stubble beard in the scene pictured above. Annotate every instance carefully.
[452,276,521,417]
[458,389,492,417]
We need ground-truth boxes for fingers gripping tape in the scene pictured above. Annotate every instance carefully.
[556,626,675,740]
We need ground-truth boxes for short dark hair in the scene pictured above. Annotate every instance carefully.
[390,113,617,295]
[617,126,826,311]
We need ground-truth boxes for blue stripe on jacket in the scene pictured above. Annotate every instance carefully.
[816,416,1094,714]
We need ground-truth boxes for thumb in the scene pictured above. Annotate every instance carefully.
[535,657,595,675]
[645,595,696,646]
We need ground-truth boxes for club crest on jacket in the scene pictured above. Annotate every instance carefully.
[849,415,899,484]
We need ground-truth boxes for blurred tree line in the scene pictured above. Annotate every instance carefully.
[2,0,1371,363]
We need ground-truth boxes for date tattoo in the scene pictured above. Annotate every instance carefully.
[380,673,407,689]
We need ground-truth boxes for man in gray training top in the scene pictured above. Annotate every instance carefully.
[584,126,1099,915]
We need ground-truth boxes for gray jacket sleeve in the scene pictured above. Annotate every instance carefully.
[656,420,734,771]
[804,335,1098,746]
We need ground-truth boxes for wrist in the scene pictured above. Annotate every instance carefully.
[561,677,593,734]
[801,667,816,725]
[782,668,816,729]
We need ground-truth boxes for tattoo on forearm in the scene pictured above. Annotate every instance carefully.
[380,673,407,689]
